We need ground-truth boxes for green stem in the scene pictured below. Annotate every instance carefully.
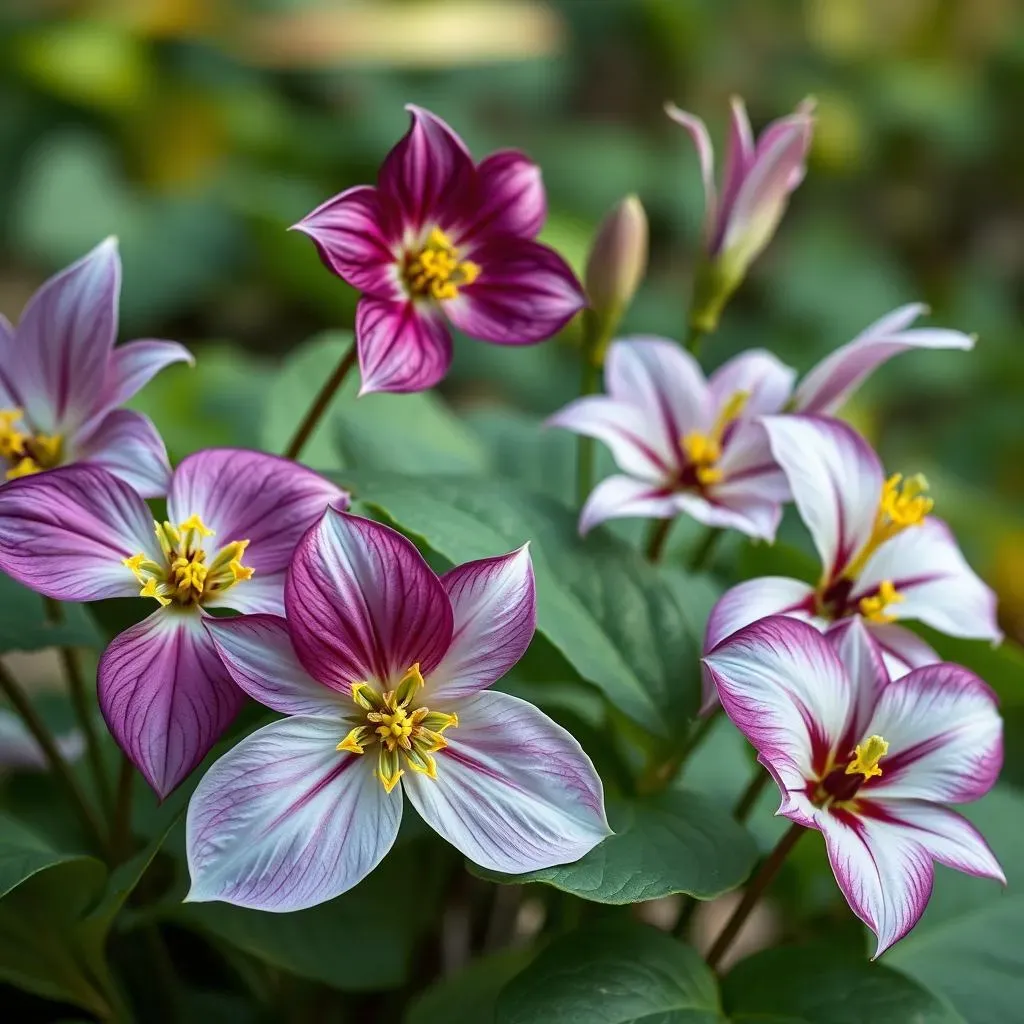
[732,768,770,824]
[0,659,109,855]
[705,823,806,972]
[111,753,135,863]
[638,706,721,794]
[576,354,600,509]
[644,517,674,562]
[687,527,722,573]
[685,321,708,356]
[283,342,358,461]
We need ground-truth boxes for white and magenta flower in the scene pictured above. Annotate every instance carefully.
[293,105,585,395]
[705,415,1000,686]
[0,452,346,797]
[0,238,191,497]
[704,616,1004,956]
[185,510,610,911]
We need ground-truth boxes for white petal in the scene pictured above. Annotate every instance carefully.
[867,623,940,681]
[707,349,796,417]
[824,617,890,743]
[578,475,678,535]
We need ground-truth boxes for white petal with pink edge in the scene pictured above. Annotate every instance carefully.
[866,622,940,680]
[707,349,795,417]
[578,475,678,535]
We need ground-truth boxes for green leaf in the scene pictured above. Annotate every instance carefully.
[0,573,102,652]
[471,790,756,904]
[723,946,964,1023]
[346,471,702,735]
[495,922,720,1024]
[263,335,487,475]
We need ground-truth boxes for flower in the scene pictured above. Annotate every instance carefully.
[705,415,1000,689]
[666,96,814,332]
[704,615,1004,957]
[0,451,347,797]
[186,510,610,911]
[293,105,585,395]
[0,238,191,497]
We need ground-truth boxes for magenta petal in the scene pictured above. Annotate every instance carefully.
[98,609,245,798]
[101,339,194,411]
[292,185,402,299]
[12,238,120,433]
[186,717,400,911]
[428,546,536,701]
[0,464,157,601]
[378,105,475,234]
[167,449,347,574]
[286,509,454,693]
[462,150,546,241]
[205,615,347,718]
[445,238,585,346]
[714,97,755,240]
[355,297,453,395]
[74,409,172,499]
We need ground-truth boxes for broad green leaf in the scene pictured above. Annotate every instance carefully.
[346,471,703,735]
[724,946,964,1023]
[471,790,756,904]
[263,335,487,475]
[0,811,105,903]
[495,923,720,1024]
[0,573,102,652]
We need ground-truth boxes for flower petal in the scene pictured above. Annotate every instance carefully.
[73,408,172,499]
[203,570,287,616]
[0,464,157,601]
[0,314,15,405]
[578,475,677,535]
[378,105,475,235]
[355,297,453,395]
[463,150,546,241]
[862,662,1002,804]
[714,96,755,242]
[445,238,584,345]
[673,488,781,541]
[427,546,536,702]
[664,103,717,237]
[763,415,884,581]
[102,339,194,411]
[852,518,1001,643]
[707,349,795,417]
[793,304,974,415]
[703,616,853,783]
[186,716,400,911]
[167,449,346,574]
[291,185,402,298]
[98,609,245,798]
[205,615,346,718]
[866,622,940,681]
[9,238,120,433]
[825,616,890,745]
[402,691,610,873]
[286,508,454,694]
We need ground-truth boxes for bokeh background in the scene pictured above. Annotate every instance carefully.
[1,0,1022,640]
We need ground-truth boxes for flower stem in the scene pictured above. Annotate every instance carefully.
[687,527,722,572]
[111,753,135,863]
[0,659,109,855]
[705,822,806,972]
[576,354,600,509]
[685,321,708,356]
[283,342,358,461]
[637,706,721,794]
[732,768,771,824]
[645,517,674,562]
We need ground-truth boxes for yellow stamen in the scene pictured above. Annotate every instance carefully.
[403,227,481,302]
[337,726,371,755]
[6,457,41,480]
[179,514,215,538]
[680,390,750,489]
[844,473,933,580]
[0,408,64,477]
[845,735,889,780]
[858,579,904,623]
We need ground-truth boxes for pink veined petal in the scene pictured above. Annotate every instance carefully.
[427,546,536,702]
[852,518,1001,643]
[72,408,172,499]
[205,615,347,719]
[707,349,796,417]
[547,395,675,481]
[605,337,711,443]
[763,415,884,582]
[460,150,546,242]
[713,96,756,244]
[824,616,890,747]
[100,338,194,412]
[98,608,245,798]
[377,105,476,235]
[203,570,287,616]
[817,807,933,958]
[578,475,677,535]
[673,488,781,541]
[664,102,717,240]
[444,238,585,346]
[355,296,453,395]
[793,304,974,415]
[186,716,400,912]
[291,185,402,298]
[402,690,611,873]
[9,238,121,434]
[168,448,347,574]
[703,616,853,783]
[286,508,454,694]
[866,622,940,681]
[0,464,158,601]
[860,662,1002,805]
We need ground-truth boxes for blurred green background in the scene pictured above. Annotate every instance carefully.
[1,0,1022,638]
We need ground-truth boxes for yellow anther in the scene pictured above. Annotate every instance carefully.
[880,473,933,530]
[680,390,748,489]
[32,435,62,464]
[6,457,41,480]
[403,228,480,302]
[845,735,889,780]
[337,726,370,755]
[140,578,171,607]
[858,580,904,624]
[179,514,214,538]
[395,662,425,706]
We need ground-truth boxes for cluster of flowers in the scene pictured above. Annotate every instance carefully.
[0,102,1005,957]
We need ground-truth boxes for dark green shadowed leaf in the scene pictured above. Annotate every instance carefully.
[470,790,756,904]
[0,574,103,653]
[495,922,720,1024]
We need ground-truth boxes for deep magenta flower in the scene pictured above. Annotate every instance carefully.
[0,452,346,797]
[705,616,1004,956]
[293,105,585,394]
[0,238,191,496]
[185,511,610,911]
